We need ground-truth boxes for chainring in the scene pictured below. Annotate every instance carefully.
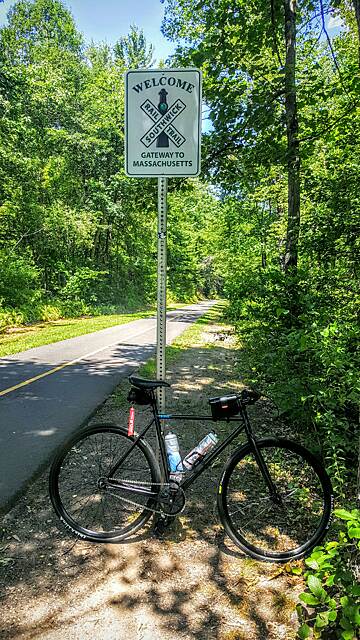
[160,485,186,516]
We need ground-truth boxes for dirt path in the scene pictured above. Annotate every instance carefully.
[0,317,303,639]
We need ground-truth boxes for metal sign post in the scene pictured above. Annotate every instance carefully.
[125,68,202,413]
[156,177,168,413]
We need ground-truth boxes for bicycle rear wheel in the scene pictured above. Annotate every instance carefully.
[49,424,161,542]
[217,438,333,562]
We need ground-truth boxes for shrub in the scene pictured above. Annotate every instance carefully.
[40,305,62,322]
[229,266,359,495]
[0,250,40,307]
[0,307,25,332]
[297,508,360,639]
[61,268,109,304]
[58,299,90,317]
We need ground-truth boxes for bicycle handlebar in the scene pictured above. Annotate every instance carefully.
[238,388,261,405]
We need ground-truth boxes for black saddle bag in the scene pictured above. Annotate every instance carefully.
[127,386,153,406]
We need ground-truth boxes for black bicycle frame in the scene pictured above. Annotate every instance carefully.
[107,399,280,501]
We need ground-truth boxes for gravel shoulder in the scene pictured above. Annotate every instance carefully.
[0,312,304,640]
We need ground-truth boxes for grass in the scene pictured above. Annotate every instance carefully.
[0,303,192,357]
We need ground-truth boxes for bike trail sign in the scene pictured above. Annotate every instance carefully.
[125,68,202,177]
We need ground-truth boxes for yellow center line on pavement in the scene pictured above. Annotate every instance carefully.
[0,324,156,398]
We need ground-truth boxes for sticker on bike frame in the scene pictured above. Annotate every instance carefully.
[128,406,135,436]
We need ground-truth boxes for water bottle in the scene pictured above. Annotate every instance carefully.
[165,433,184,483]
[182,432,218,470]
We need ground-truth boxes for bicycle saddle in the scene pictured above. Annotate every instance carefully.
[128,375,170,390]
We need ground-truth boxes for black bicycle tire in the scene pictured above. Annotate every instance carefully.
[49,423,161,543]
[217,437,333,562]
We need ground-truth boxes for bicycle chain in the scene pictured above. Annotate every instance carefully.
[105,478,185,517]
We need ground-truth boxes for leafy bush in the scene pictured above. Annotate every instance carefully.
[0,307,25,332]
[297,508,360,639]
[228,265,359,495]
[40,305,62,322]
[0,250,40,308]
[58,299,91,317]
[61,268,109,304]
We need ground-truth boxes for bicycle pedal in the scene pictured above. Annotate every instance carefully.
[153,516,172,538]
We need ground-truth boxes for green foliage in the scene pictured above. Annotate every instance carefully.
[297,509,360,639]
[0,250,39,307]
[114,24,155,68]
[0,307,26,332]
[167,180,223,301]
[227,263,359,494]
[60,267,109,304]
[0,0,220,330]
[161,0,360,497]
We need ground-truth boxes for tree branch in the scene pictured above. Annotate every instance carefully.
[352,0,360,66]
[319,0,349,97]
[270,0,284,67]
[298,99,359,142]
[9,227,46,254]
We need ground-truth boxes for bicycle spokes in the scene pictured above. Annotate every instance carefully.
[224,444,328,555]
[56,430,156,535]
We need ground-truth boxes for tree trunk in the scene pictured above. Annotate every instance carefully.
[261,204,267,268]
[357,433,360,506]
[352,431,360,581]
[283,0,300,272]
[91,228,101,263]
[354,2,360,572]
[353,0,360,65]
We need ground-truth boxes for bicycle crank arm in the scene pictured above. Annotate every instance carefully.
[270,492,284,507]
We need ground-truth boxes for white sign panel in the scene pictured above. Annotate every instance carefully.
[125,68,202,177]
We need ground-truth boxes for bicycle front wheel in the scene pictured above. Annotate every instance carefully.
[217,438,333,562]
[49,424,161,542]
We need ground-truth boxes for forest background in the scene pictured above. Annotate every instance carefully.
[0,1,359,636]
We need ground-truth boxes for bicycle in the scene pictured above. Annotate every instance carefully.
[49,375,333,563]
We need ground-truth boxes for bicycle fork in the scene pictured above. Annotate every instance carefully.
[248,436,283,505]
[241,406,283,506]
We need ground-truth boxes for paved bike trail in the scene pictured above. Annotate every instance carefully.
[0,301,216,510]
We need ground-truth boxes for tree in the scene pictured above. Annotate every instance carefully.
[352,0,360,62]
[162,0,304,272]
[283,0,300,271]
[0,0,221,314]
[162,0,360,500]
[114,24,155,69]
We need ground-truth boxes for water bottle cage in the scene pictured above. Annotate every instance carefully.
[191,452,205,468]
